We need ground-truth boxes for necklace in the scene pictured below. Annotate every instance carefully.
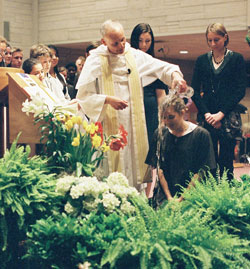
[212,48,227,65]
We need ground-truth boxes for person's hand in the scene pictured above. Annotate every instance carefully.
[167,195,174,201]
[69,99,77,104]
[69,99,81,110]
[175,196,184,203]
[205,112,224,128]
[171,71,187,93]
[105,96,128,110]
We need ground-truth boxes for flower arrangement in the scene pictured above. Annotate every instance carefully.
[56,172,139,216]
[22,95,128,177]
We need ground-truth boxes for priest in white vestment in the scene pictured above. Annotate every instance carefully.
[76,20,187,189]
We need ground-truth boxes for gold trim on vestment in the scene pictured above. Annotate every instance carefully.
[100,50,148,184]
[100,55,121,173]
[125,50,148,184]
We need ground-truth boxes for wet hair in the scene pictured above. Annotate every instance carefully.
[30,44,51,58]
[130,23,155,56]
[156,95,186,146]
[206,23,229,46]
[47,44,67,94]
[159,95,186,122]
[22,58,41,74]
[100,20,124,37]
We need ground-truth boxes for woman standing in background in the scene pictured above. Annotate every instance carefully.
[130,23,168,146]
[130,23,168,198]
[191,23,246,180]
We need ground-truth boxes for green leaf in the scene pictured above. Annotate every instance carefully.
[101,238,125,266]
[193,246,212,269]
[82,164,94,176]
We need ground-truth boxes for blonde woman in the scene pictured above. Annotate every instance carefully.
[191,23,246,180]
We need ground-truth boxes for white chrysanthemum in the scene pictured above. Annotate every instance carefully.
[56,175,76,194]
[106,172,129,187]
[109,184,131,199]
[64,202,75,214]
[70,184,86,199]
[120,200,136,214]
[82,198,101,211]
[74,176,109,198]
[102,192,120,213]
[127,186,139,197]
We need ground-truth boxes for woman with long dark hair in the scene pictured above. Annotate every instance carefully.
[130,23,168,197]
[130,23,167,145]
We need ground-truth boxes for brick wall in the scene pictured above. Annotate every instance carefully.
[38,0,248,45]
[2,0,34,58]
[1,0,249,60]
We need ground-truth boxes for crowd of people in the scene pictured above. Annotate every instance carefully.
[0,37,99,101]
[0,20,246,205]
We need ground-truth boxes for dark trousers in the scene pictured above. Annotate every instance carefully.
[205,123,236,180]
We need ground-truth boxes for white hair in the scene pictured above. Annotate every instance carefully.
[100,19,124,37]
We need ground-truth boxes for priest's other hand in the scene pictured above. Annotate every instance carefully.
[105,96,128,110]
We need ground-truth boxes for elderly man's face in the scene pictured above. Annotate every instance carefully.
[102,28,126,55]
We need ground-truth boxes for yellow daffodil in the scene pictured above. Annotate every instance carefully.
[91,134,102,148]
[72,134,80,147]
[90,122,97,135]
[71,116,78,125]
[56,114,65,122]
[82,120,88,130]
[71,116,82,125]
[101,143,110,152]
[65,120,73,131]
[76,116,83,125]
[65,113,71,121]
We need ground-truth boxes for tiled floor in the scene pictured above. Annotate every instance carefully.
[234,163,250,180]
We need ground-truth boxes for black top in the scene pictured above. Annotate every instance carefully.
[143,79,168,145]
[146,126,216,196]
[191,50,246,120]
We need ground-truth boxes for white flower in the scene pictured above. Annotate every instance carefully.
[106,172,129,187]
[56,175,76,195]
[64,202,76,214]
[120,199,136,214]
[74,176,109,198]
[78,261,92,269]
[102,192,120,213]
[70,184,86,199]
[22,92,49,117]
[22,92,77,119]
[82,198,101,211]
[127,186,139,197]
[109,184,130,199]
